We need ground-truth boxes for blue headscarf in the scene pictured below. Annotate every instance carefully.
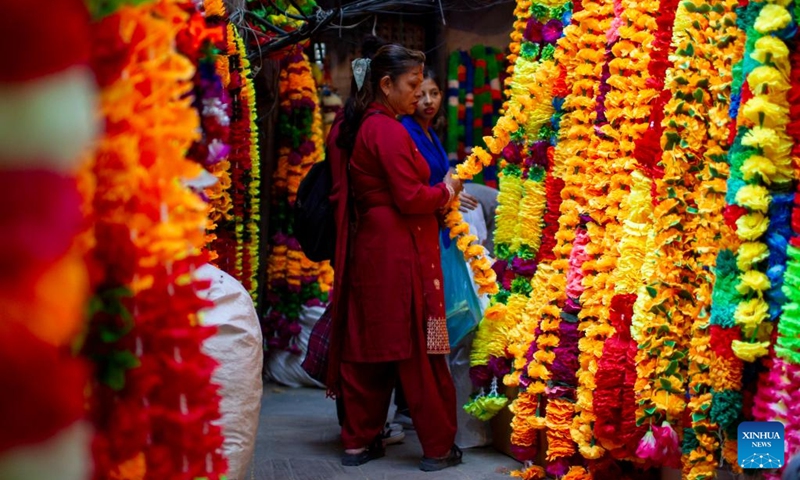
[401,116,449,186]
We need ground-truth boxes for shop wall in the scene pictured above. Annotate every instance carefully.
[314,4,515,98]
[444,3,515,54]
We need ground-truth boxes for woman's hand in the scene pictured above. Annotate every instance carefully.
[444,171,463,199]
[458,192,479,212]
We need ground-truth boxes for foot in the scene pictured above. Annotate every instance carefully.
[342,435,385,467]
[393,410,414,430]
[419,445,462,472]
[381,422,405,446]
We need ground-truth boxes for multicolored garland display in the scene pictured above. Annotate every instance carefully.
[172,0,262,303]
[263,51,334,353]
[203,21,262,299]
[461,0,800,477]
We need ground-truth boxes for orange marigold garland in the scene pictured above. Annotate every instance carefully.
[81,2,226,478]
[263,52,333,353]
[574,0,663,464]
[679,0,743,477]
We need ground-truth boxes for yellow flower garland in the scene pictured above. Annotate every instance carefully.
[240,30,261,298]
[503,0,533,109]
[572,0,661,459]
[730,3,795,361]
[494,170,524,251]
[633,0,706,429]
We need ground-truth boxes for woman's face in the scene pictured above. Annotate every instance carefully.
[414,78,441,123]
[380,65,423,116]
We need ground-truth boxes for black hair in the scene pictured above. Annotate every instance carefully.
[337,44,426,153]
[422,68,439,85]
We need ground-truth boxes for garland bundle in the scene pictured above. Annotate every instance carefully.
[751,20,800,480]
[80,2,226,478]
[263,52,333,353]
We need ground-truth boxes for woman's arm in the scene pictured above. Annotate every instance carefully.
[374,130,454,215]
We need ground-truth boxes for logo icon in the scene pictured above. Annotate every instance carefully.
[738,421,785,469]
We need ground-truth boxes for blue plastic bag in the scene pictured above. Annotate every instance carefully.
[440,236,483,347]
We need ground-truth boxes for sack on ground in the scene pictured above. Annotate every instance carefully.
[264,305,327,388]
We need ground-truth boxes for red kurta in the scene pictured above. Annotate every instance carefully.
[327,103,457,457]
[346,102,449,360]
[326,103,451,386]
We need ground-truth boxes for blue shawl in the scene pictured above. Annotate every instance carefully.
[401,116,449,186]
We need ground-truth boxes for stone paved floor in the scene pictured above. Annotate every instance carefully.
[250,383,768,480]
[252,383,521,480]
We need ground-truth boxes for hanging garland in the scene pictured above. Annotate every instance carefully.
[705,0,797,471]
[81,2,226,478]
[754,49,800,467]
[457,0,800,477]
[178,0,232,266]
[742,6,800,479]
[679,0,745,477]
[224,23,261,298]
[631,2,747,475]
[263,51,333,353]
[466,7,573,460]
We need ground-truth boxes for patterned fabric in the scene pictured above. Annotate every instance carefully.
[427,316,451,354]
[301,304,332,383]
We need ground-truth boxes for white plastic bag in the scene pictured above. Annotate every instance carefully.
[264,304,326,389]
[197,264,263,480]
[449,332,492,448]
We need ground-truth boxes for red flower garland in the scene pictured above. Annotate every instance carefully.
[593,293,644,458]
[82,3,227,478]
[631,0,679,191]
[533,152,564,265]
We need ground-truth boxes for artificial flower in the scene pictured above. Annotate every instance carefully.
[753,4,792,34]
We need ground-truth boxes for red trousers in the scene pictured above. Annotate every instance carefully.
[340,352,457,458]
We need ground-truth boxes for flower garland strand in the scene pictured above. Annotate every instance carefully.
[708,0,795,469]
[467,4,573,476]
[467,0,572,427]
[509,0,612,466]
[632,1,730,470]
[566,0,663,465]
[680,0,745,477]
[263,52,333,353]
[180,1,232,265]
[206,22,261,301]
[752,23,800,480]
[81,2,226,478]
[228,24,261,298]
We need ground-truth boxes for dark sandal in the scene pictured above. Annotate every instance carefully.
[341,435,385,466]
[419,445,463,472]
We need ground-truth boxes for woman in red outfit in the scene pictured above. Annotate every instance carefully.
[326,45,464,471]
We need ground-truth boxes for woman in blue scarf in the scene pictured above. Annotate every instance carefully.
[395,70,485,438]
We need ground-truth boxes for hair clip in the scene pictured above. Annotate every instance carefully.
[351,58,371,91]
